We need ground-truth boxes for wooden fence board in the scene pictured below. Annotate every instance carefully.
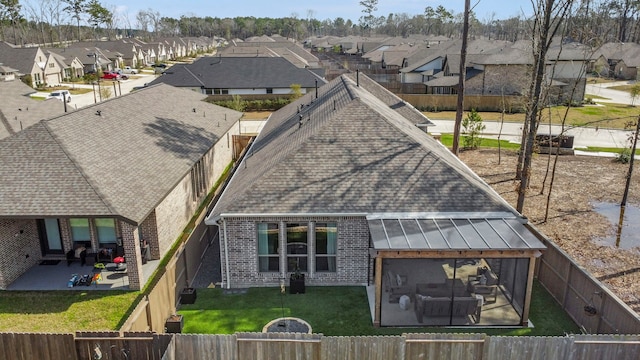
[0,333,76,360]
[173,334,236,360]
[237,332,321,360]
[404,333,484,360]
[324,336,402,360]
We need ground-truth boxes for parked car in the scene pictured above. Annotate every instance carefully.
[102,71,128,80]
[47,90,71,102]
[115,66,137,75]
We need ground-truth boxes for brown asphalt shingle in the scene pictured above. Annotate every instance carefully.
[209,74,515,219]
[0,84,243,223]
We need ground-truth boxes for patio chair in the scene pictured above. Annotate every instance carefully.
[66,247,87,266]
[386,270,411,303]
[467,267,498,303]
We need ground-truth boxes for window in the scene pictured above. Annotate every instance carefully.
[95,218,117,244]
[70,218,90,242]
[287,223,308,272]
[315,223,337,272]
[258,223,279,272]
[49,63,55,68]
[266,88,273,94]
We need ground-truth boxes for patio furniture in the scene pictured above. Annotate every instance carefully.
[467,267,499,303]
[66,247,87,266]
[414,294,481,323]
[386,271,411,303]
[416,279,469,298]
[95,246,115,263]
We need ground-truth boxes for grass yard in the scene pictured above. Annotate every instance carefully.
[178,281,579,336]
[608,84,636,93]
[438,133,640,155]
[423,102,639,129]
[0,291,140,333]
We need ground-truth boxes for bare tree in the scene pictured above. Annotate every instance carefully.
[515,0,574,213]
[452,0,471,156]
[136,10,150,38]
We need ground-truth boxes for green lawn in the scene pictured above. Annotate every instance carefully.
[178,281,580,336]
[0,291,140,333]
[438,134,639,155]
[424,102,639,129]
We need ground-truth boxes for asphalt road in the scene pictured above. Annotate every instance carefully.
[585,80,637,105]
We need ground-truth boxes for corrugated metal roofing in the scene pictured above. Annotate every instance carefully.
[368,216,545,251]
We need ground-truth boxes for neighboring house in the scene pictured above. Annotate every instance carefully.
[42,52,64,86]
[0,78,66,139]
[463,47,532,96]
[225,35,321,68]
[416,39,588,103]
[47,52,85,80]
[149,56,325,95]
[74,40,141,68]
[0,41,48,87]
[46,46,111,74]
[593,42,640,80]
[204,73,547,328]
[0,64,19,81]
[0,84,244,290]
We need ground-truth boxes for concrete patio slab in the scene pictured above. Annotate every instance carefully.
[5,259,160,291]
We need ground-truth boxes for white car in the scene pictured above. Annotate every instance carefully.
[47,90,71,102]
[115,66,138,75]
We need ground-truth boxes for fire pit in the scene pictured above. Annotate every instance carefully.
[262,317,312,333]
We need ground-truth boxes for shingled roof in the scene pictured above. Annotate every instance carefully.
[206,73,519,221]
[150,56,324,89]
[0,84,243,224]
[0,80,65,140]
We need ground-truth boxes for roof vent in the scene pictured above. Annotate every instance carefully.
[95,110,101,116]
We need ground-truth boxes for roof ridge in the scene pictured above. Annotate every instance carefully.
[183,65,206,87]
[40,121,119,218]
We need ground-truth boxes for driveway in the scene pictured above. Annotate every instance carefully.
[32,72,159,111]
[585,80,637,105]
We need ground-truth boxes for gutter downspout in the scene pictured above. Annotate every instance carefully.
[222,218,231,289]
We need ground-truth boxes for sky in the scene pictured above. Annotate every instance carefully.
[100,0,533,27]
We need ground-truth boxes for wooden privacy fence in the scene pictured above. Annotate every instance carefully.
[0,332,172,360]
[160,333,640,360]
[119,215,215,334]
[398,94,526,112]
[535,235,640,334]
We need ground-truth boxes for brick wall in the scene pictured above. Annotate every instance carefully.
[155,122,239,256]
[466,64,531,97]
[0,219,40,289]
[120,222,142,289]
[219,216,371,288]
[139,211,159,259]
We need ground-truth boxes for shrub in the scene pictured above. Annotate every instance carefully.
[616,148,632,164]
[462,109,486,150]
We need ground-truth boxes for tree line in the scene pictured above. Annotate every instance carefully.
[1,0,640,46]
